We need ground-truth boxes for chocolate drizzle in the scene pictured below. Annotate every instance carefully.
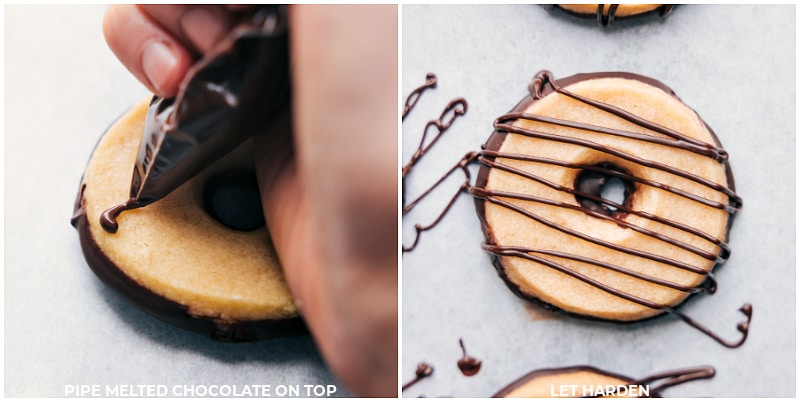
[545,4,675,27]
[102,5,290,233]
[493,365,715,397]
[402,73,470,252]
[403,70,752,348]
[403,150,476,253]
[403,362,435,391]
[402,96,468,178]
[403,73,438,120]
[598,4,620,26]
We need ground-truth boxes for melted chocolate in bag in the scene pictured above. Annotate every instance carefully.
[102,5,290,233]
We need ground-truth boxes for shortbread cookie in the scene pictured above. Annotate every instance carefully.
[493,365,715,398]
[72,99,303,341]
[546,4,674,26]
[472,71,740,322]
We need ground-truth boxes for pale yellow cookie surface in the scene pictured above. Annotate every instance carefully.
[80,99,296,322]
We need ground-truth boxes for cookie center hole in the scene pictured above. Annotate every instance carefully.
[574,164,634,217]
[202,170,266,231]
[601,177,626,212]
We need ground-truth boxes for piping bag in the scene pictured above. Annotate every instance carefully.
[102,5,290,233]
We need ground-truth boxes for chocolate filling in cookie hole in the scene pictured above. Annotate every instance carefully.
[203,170,266,231]
[574,163,636,218]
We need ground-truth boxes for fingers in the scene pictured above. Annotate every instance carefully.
[138,5,234,55]
[102,5,234,97]
[103,5,191,97]
[291,4,398,266]
[289,4,398,397]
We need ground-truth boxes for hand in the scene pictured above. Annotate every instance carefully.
[104,5,398,397]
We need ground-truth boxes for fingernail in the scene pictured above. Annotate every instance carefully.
[142,41,177,95]
[181,8,225,53]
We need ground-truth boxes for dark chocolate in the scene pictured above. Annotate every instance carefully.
[402,151,476,253]
[492,365,714,398]
[403,362,435,391]
[402,97,468,178]
[403,72,438,120]
[403,73,440,206]
[471,71,749,348]
[545,4,675,27]
[456,338,482,377]
[72,184,307,341]
[630,365,715,395]
[100,198,139,233]
[104,5,291,231]
[401,73,470,251]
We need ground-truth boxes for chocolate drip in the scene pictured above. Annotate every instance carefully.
[70,184,87,228]
[456,338,482,377]
[403,362,434,391]
[597,4,619,26]
[100,198,141,233]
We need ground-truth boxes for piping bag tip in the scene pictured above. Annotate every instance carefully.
[129,4,291,209]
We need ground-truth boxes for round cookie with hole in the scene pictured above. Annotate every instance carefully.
[72,99,304,341]
[472,71,740,323]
